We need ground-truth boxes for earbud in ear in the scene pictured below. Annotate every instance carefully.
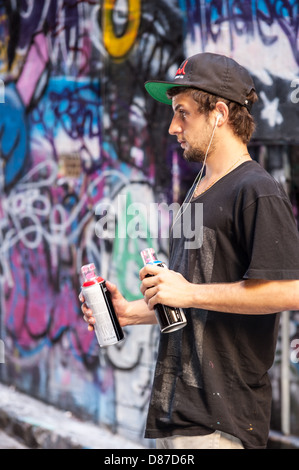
[216,113,223,126]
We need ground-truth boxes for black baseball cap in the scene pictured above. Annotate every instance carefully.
[144,52,255,111]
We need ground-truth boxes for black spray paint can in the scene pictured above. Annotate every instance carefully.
[81,263,124,347]
[140,248,187,333]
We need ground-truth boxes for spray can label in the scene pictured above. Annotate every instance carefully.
[81,264,124,347]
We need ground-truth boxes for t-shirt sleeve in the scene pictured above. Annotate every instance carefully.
[242,195,299,280]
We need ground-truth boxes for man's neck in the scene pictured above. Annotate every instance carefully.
[193,145,251,199]
[204,143,250,179]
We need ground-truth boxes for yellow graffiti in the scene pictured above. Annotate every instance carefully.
[0,13,24,77]
[102,0,141,59]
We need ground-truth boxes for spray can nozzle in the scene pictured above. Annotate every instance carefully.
[81,263,97,282]
[140,248,158,265]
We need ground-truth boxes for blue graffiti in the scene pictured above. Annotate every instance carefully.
[178,0,299,63]
[30,77,102,152]
[0,83,28,188]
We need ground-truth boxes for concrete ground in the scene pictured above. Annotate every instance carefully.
[0,382,145,449]
[0,429,29,449]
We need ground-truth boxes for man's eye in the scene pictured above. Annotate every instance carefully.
[179,110,187,118]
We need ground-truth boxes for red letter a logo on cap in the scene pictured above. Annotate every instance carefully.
[175,60,188,78]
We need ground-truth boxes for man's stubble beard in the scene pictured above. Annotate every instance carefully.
[183,126,217,163]
[183,146,206,163]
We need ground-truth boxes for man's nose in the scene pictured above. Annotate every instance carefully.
[168,116,182,135]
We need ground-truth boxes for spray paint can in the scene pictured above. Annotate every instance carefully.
[81,263,124,347]
[140,248,187,333]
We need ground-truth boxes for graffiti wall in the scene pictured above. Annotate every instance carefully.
[0,0,298,444]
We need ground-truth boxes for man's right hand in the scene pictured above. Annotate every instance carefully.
[79,280,158,331]
[79,292,95,331]
[79,281,132,330]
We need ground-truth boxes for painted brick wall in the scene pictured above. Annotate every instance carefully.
[0,0,298,444]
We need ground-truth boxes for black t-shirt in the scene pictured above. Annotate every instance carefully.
[145,161,299,449]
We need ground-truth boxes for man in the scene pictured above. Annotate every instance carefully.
[82,53,299,449]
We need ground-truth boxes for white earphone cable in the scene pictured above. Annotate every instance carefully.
[171,115,219,230]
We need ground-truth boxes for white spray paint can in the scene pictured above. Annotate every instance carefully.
[81,263,124,347]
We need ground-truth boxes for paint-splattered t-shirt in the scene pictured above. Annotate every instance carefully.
[145,160,299,449]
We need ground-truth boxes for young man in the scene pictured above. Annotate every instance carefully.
[82,53,299,449]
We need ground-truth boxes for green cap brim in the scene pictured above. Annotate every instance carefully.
[144,81,188,105]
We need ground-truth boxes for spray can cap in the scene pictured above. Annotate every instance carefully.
[140,248,158,265]
[81,263,98,283]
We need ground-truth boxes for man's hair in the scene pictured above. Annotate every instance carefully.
[167,87,258,144]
